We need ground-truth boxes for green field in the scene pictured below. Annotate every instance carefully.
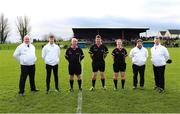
[0,47,180,113]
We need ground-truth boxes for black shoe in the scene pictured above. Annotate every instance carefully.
[69,88,74,92]
[31,89,40,92]
[46,91,49,94]
[154,86,158,90]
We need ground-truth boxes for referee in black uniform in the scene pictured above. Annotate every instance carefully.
[89,35,109,91]
[65,38,84,91]
[112,39,128,90]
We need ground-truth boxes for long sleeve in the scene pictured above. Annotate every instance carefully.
[42,46,46,59]
[129,49,133,58]
[57,47,60,58]
[33,45,37,61]
[164,48,169,61]
[13,46,21,61]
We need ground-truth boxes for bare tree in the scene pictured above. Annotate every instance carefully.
[0,13,10,44]
[16,16,31,42]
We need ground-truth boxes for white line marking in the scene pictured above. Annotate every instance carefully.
[76,60,84,114]
[76,91,82,113]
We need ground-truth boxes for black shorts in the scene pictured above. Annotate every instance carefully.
[68,63,81,75]
[92,61,105,72]
[113,63,126,72]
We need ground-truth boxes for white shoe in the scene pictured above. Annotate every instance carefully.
[89,87,94,91]
[55,89,60,92]
[79,88,82,91]
[140,86,144,90]
[19,93,25,96]
[133,86,137,90]
[114,88,117,91]
[102,86,107,90]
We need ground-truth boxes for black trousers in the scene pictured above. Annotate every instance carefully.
[153,65,165,89]
[46,64,59,91]
[19,65,36,93]
[132,64,145,87]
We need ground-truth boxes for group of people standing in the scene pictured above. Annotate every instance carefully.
[13,34,171,96]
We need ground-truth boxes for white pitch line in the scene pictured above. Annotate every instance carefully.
[76,60,84,114]
[76,91,82,113]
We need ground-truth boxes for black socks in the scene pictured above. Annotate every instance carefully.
[69,80,74,89]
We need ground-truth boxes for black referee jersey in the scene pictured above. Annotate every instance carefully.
[65,47,84,64]
[112,47,127,64]
[89,44,109,62]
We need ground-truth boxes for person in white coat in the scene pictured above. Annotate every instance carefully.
[42,35,60,94]
[129,39,148,90]
[13,35,39,96]
[151,37,170,93]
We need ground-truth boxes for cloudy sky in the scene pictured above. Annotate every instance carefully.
[1,0,180,42]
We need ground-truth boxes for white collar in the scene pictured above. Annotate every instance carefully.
[23,43,30,46]
[48,43,55,47]
[154,44,161,47]
[136,46,143,50]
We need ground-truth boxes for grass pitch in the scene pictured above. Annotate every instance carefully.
[0,47,180,113]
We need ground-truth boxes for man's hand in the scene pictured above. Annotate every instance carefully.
[166,59,172,64]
